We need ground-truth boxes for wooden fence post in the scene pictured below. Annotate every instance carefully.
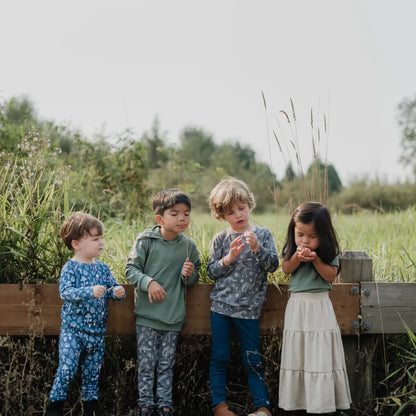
[340,250,373,404]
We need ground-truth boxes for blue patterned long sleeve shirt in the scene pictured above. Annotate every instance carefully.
[59,259,125,334]
[207,226,279,319]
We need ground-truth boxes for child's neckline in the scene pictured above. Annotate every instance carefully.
[228,224,256,234]
[70,257,97,264]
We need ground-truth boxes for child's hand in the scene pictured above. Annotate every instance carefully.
[93,285,106,298]
[223,236,245,265]
[113,285,125,299]
[147,280,166,303]
[182,257,194,277]
[243,231,259,253]
[296,246,317,262]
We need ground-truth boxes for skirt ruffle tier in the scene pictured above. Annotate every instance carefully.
[279,291,352,414]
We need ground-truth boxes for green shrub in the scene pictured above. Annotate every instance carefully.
[0,132,70,284]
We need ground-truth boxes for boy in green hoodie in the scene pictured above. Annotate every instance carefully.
[125,188,201,416]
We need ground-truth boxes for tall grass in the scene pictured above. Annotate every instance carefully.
[0,132,70,284]
[1,132,416,415]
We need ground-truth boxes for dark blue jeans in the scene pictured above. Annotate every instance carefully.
[209,311,270,410]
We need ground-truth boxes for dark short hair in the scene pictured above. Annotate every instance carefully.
[152,188,191,216]
[61,212,104,251]
[282,202,340,271]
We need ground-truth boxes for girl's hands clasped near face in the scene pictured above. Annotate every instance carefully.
[296,246,317,262]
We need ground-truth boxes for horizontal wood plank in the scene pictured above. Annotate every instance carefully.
[361,282,416,333]
[0,283,359,336]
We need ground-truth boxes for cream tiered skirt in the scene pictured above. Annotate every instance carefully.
[279,292,352,414]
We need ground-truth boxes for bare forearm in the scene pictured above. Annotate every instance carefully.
[312,257,337,282]
[282,253,301,274]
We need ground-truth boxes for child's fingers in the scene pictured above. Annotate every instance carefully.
[148,292,154,303]
[114,286,125,297]
[231,236,243,247]
[148,290,165,303]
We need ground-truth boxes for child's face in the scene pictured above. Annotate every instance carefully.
[223,201,250,233]
[294,221,319,251]
[156,203,191,239]
[71,228,104,260]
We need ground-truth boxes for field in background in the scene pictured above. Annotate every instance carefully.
[103,208,416,284]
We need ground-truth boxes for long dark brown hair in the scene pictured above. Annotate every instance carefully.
[282,202,341,272]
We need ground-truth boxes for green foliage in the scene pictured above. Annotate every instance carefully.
[0,132,70,284]
[371,330,416,414]
[307,157,342,194]
[0,96,37,150]
[141,117,169,168]
[64,134,150,219]
[178,126,216,167]
[0,96,80,153]
[331,179,416,213]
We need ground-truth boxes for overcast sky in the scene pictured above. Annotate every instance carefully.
[1,0,415,184]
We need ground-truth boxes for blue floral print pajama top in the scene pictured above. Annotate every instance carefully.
[49,259,125,402]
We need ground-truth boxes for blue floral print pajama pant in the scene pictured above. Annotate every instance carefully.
[136,324,179,410]
[49,328,105,402]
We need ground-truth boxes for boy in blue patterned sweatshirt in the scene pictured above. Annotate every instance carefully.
[207,179,279,416]
[46,212,126,416]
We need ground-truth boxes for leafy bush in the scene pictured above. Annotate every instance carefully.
[0,132,69,284]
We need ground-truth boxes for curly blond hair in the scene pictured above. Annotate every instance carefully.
[208,178,256,221]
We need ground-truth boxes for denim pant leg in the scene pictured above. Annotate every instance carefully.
[155,331,179,410]
[234,318,270,410]
[49,328,83,401]
[209,312,232,407]
[80,333,105,401]
[137,325,158,407]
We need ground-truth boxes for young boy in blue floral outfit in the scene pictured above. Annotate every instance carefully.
[126,188,201,416]
[46,212,126,416]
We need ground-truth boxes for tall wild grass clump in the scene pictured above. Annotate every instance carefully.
[0,132,70,283]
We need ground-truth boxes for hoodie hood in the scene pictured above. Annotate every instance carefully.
[137,225,186,244]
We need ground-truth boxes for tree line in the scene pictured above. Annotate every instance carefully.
[1,95,416,217]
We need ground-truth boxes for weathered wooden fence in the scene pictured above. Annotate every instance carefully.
[1,250,415,405]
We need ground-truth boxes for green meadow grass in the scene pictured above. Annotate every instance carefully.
[102,208,416,284]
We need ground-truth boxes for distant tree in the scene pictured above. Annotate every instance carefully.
[66,135,149,218]
[178,127,216,167]
[398,95,416,175]
[0,96,79,153]
[307,157,342,194]
[210,141,278,210]
[0,96,37,149]
[4,96,37,125]
[283,162,296,182]
[141,117,169,168]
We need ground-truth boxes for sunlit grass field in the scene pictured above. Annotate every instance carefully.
[103,207,416,284]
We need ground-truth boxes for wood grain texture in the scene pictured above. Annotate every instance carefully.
[0,283,359,335]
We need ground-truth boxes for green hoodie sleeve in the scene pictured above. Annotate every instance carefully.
[181,240,202,287]
[125,238,154,291]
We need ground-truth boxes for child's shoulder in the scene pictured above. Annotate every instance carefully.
[94,259,110,268]
[136,225,160,240]
[254,225,274,236]
[179,233,199,250]
[213,228,230,239]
